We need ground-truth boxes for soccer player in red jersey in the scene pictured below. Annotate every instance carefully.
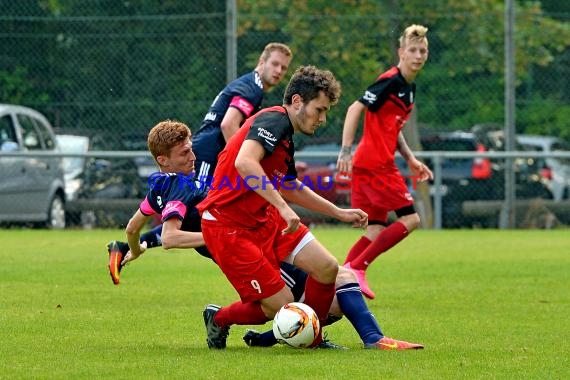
[336,25,434,299]
[197,65,368,349]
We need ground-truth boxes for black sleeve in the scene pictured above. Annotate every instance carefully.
[358,77,394,112]
[245,111,290,155]
[284,158,297,180]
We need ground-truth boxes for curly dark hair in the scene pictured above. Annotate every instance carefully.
[283,65,341,106]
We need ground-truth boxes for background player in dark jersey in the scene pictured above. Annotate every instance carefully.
[192,42,292,183]
[197,65,369,350]
[336,25,433,300]
[127,43,293,255]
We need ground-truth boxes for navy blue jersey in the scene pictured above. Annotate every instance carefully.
[140,172,210,257]
[192,70,265,166]
[141,172,307,291]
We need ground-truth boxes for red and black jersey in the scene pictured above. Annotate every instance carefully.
[353,66,416,170]
[197,106,297,227]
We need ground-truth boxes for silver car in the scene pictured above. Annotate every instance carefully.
[0,104,66,228]
[517,134,570,201]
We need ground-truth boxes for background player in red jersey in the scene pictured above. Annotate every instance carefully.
[198,65,368,349]
[336,25,433,299]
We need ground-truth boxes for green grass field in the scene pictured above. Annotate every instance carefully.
[1,228,568,379]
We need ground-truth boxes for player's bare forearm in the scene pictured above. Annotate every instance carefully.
[282,185,366,227]
[220,107,244,142]
[281,184,336,214]
[162,230,205,250]
[397,131,414,162]
[340,101,364,147]
[125,210,149,257]
[337,102,362,173]
[160,216,204,250]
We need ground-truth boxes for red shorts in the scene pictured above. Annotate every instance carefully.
[201,208,310,303]
[350,166,414,223]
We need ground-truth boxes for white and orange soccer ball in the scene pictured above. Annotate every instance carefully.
[272,302,320,348]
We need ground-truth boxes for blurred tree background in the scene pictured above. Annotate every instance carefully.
[1,0,569,146]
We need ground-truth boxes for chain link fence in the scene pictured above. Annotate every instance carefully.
[1,1,569,228]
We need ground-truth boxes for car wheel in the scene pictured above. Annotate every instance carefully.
[46,194,66,229]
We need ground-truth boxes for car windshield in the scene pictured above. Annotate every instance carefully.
[56,135,89,173]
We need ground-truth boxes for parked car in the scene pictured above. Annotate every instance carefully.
[0,104,66,228]
[56,134,90,202]
[108,132,157,198]
[55,131,147,228]
[516,135,570,201]
[412,131,496,227]
[417,131,551,227]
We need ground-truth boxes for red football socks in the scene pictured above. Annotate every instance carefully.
[343,236,372,265]
[214,301,269,327]
[304,275,336,326]
[350,222,409,270]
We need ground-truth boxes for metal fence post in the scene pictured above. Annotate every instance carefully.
[226,0,237,83]
[433,154,443,230]
[501,0,516,229]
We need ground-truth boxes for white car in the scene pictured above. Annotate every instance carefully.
[517,134,570,201]
[0,104,66,228]
[56,134,90,202]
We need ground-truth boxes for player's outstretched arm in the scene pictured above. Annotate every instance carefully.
[124,209,150,263]
[161,218,205,249]
[281,184,367,228]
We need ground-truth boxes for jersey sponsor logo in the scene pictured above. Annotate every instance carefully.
[257,127,277,146]
[254,71,263,89]
[204,111,217,122]
[363,90,376,104]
